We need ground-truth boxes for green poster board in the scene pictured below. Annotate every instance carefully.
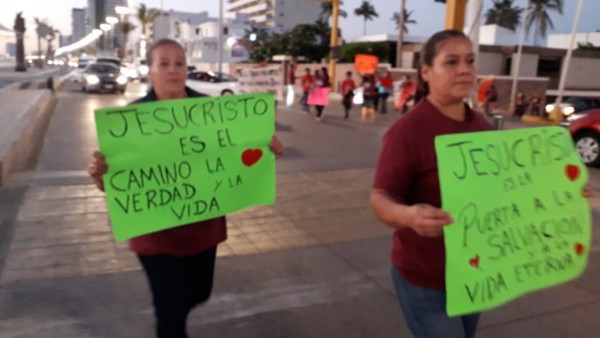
[95,93,276,241]
[435,126,591,317]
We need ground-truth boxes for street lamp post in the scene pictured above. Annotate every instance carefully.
[106,16,119,57]
[100,23,112,53]
[115,6,130,60]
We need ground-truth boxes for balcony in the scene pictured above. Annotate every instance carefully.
[237,2,272,15]
[228,0,263,12]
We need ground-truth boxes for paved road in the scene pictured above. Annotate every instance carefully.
[1,80,599,337]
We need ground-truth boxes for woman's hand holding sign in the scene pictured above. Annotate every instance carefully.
[87,151,108,192]
[269,136,284,159]
[405,203,454,237]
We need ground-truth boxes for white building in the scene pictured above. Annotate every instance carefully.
[226,0,320,30]
[478,24,516,46]
[547,31,600,49]
[186,13,249,64]
[153,10,214,41]
[0,23,14,58]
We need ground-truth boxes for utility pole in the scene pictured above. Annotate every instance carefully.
[395,0,406,68]
[550,0,585,121]
[509,0,531,115]
[328,0,339,91]
[218,0,223,75]
[444,0,467,30]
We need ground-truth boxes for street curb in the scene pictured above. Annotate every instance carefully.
[0,90,55,186]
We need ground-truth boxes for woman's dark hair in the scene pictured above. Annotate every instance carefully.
[146,39,186,66]
[414,30,469,103]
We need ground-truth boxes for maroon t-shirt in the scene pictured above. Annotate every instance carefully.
[126,87,227,257]
[373,98,493,290]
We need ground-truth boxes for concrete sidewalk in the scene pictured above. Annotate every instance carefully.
[0,86,598,337]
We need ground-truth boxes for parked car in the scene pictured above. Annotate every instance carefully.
[81,62,128,94]
[185,71,238,96]
[546,97,600,119]
[568,108,600,166]
[132,58,149,82]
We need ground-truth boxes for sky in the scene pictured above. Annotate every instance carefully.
[1,0,599,53]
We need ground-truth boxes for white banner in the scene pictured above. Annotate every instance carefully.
[237,65,284,102]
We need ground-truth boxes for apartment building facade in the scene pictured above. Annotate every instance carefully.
[227,0,320,30]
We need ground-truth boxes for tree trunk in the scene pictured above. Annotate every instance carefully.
[37,37,43,68]
[396,0,406,68]
[363,19,367,36]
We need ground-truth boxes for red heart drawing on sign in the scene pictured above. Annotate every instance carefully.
[242,149,263,167]
[575,243,585,256]
[565,164,580,181]
[469,255,480,268]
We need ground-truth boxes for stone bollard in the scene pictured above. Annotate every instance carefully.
[46,76,54,91]
[492,114,504,130]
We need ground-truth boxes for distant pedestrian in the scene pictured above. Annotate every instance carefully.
[299,68,314,112]
[515,92,526,117]
[311,69,328,122]
[373,71,381,112]
[361,74,377,122]
[484,84,498,116]
[530,93,542,116]
[378,70,394,114]
[397,76,416,114]
[340,71,356,119]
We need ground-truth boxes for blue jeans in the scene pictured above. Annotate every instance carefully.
[390,266,480,338]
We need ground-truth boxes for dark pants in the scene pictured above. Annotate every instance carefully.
[316,105,325,118]
[138,247,217,338]
[300,91,310,111]
[379,93,390,113]
[342,92,353,118]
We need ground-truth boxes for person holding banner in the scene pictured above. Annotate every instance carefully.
[308,68,330,122]
[370,30,493,338]
[87,39,284,338]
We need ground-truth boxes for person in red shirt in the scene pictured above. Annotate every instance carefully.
[87,39,284,338]
[340,70,356,119]
[378,70,394,114]
[360,74,377,122]
[299,68,314,112]
[370,30,492,338]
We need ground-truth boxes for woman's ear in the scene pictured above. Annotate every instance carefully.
[420,64,430,83]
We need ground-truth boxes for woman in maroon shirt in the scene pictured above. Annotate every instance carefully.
[370,30,492,338]
[87,39,283,338]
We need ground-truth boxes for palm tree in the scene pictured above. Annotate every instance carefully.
[526,0,564,46]
[45,28,60,61]
[34,18,52,67]
[354,1,378,36]
[117,22,136,59]
[392,9,417,34]
[136,3,161,41]
[485,0,523,31]
[319,0,348,21]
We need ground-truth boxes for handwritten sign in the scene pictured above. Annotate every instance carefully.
[435,126,591,317]
[307,88,330,106]
[94,93,276,241]
[354,54,378,74]
[237,65,283,101]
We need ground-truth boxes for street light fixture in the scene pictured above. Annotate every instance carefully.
[115,6,130,16]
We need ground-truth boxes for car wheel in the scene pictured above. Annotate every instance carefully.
[221,90,233,96]
[575,131,600,167]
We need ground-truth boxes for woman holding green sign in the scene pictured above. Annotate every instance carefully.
[88,39,283,338]
[370,30,493,338]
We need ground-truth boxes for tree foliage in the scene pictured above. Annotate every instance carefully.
[526,0,564,45]
[244,21,331,63]
[392,9,417,34]
[577,42,600,51]
[354,1,378,35]
[485,0,523,31]
[319,1,348,21]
